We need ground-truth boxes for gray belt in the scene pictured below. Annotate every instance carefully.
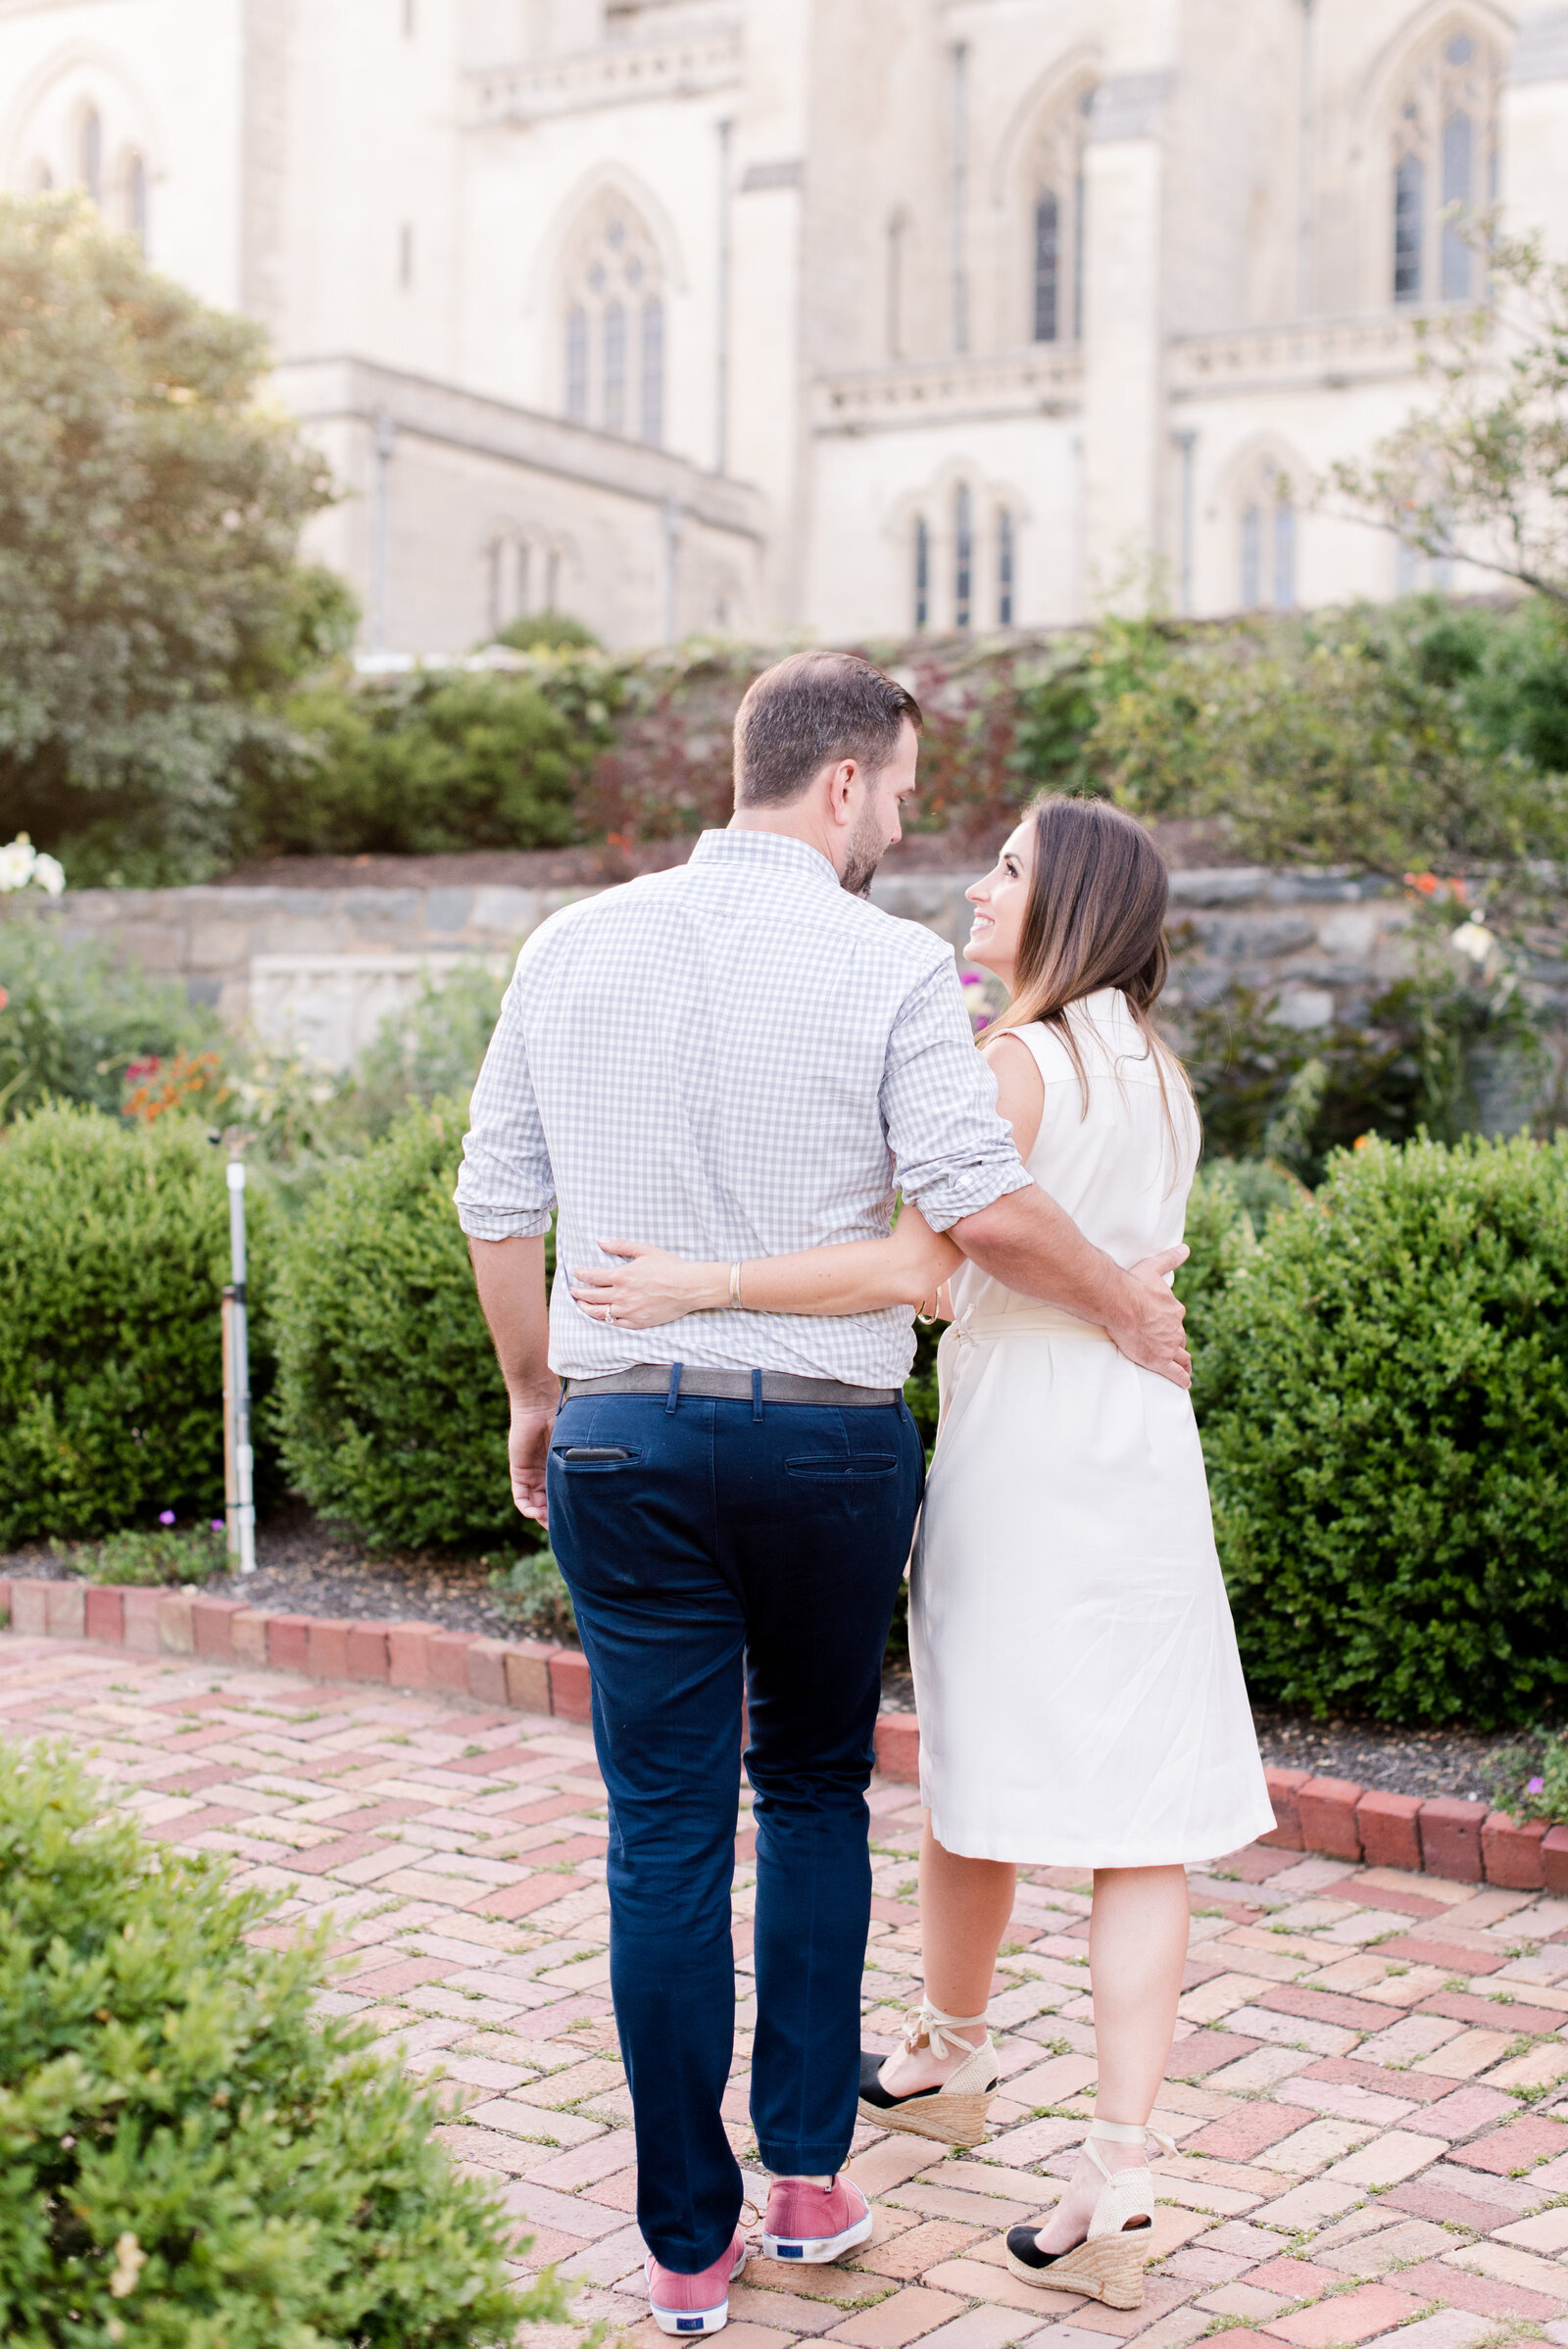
[563,1363,901,1407]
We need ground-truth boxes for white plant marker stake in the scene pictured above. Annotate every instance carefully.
[223,1158,256,1575]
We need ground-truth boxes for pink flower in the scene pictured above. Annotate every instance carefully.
[1529,1776,1545,1794]
[158,1510,175,1526]
[210,1518,225,1533]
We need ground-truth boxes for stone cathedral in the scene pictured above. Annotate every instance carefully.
[1,0,1565,653]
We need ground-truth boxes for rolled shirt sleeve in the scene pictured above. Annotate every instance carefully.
[880,958,1033,1232]
[454,963,557,1241]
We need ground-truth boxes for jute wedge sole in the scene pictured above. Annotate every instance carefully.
[854,2086,993,2148]
[1004,2227,1150,2311]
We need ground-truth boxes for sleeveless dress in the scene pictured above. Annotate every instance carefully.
[908,988,1273,1867]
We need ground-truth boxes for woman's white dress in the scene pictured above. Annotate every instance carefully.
[909,988,1273,1868]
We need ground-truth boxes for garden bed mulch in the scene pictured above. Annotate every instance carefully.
[0,1506,1518,1805]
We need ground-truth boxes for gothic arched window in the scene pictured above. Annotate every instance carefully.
[565,307,589,424]
[80,106,102,206]
[126,151,147,248]
[640,297,664,446]
[1239,458,1298,612]
[561,196,666,444]
[1027,85,1094,345]
[1390,27,1498,308]
[955,484,974,630]
[603,300,626,435]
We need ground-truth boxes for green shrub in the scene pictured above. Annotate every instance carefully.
[1174,1165,1258,1353]
[1196,1133,1568,1727]
[486,1544,576,1639]
[273,1101,539,1551]
[0,1108,274,1546]
[54,1523,229,1587]
[337,963,506,1143]
[0,1737,560,2340]
[243,666,612,857]
[0,916,220,1123]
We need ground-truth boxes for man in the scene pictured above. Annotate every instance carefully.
[455,651,1188,2335]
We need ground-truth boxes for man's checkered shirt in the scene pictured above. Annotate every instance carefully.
[455,827,1030,1386]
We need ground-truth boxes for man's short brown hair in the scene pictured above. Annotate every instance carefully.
[733,651,922,808]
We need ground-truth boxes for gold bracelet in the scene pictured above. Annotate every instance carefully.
[730,1262,743,1310]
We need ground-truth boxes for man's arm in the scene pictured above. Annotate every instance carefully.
[456,953,561,1522]
[951,1190,1191,1389]
[880,957,1190,1389]
[469,1237,557,1524]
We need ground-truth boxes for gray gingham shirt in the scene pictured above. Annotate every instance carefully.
[455,827,1030,1385]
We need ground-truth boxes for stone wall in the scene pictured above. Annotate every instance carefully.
[13,861,1410,1073]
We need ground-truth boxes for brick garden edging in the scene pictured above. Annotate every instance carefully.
[0,1574,925,1784]
[2,1575,1539,1882]
[1261,1763,1557,1892]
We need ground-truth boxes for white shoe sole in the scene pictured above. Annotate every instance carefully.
[648,2248,747,2333]
[761,2205,874,2265]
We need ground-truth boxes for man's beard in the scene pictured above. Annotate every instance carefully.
[840,798,887,898]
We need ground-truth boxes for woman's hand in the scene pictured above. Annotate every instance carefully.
[568,1243,728,1330]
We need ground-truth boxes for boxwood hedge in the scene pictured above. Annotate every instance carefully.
[0,1737,560,2341]
[0,1106,273,1546]
[273,1101,541,1552]
[1197,1133,1568,1727]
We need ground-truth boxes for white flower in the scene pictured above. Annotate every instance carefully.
[1450,916,1496,967]
[0,834,66,894]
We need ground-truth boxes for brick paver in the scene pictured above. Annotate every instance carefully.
[12,1628,1568,2346]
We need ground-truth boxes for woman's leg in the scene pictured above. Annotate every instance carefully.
[1034,1864,1189,2252]
[879,1819,1015,2094]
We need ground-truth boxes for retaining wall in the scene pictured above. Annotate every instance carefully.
[9,862,1416,1071]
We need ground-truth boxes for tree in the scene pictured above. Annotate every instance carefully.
[0,196,356,883]
[1331,231,1568,608]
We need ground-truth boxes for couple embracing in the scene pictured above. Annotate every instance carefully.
[456,652,1273,2333]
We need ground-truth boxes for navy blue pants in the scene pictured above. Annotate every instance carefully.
[547,1379,924,2274]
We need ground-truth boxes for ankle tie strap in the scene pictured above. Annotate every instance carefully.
[1085,2118,1176,2178]
[904,2001,989,2062]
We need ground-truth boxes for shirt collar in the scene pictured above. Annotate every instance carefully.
[689,828,841,888]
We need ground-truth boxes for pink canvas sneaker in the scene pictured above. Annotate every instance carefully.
[645,2230,748,2335]
[761,2175,873,2264]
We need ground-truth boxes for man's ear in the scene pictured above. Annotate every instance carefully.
[825,758,859,826]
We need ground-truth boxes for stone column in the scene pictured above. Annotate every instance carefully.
[1501,7,1568,256]
[726,0,811,628]
[1080,71,1172,612]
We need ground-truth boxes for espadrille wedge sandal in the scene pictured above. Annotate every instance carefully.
[1004,2120,1175,2310]
[857,2002,999,2149]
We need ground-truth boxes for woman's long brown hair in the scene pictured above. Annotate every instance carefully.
[989,795,1194,1157]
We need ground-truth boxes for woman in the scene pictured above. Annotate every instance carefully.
[569,797,1274,2311]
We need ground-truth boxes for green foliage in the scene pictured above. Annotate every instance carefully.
[243,663,616,857]
[0,914,220,1122]
[54,1523,229,1587]
[1182,953,1540,1186]
[1080,605,1568,875]
[0,1737,559,2340]
[1196,1133,1568,1727]
[490,610,602,653]
[486,1543,576,1639]
[273,1101,541,1552]
[0,1107,275,1547]
[0,196,355,884]
[336,962,507,1145]
[1173,1166,1258,1354]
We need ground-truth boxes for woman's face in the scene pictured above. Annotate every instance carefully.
[964,820,1034,987]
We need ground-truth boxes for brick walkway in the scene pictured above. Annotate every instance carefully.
[10,1632,1568,2349]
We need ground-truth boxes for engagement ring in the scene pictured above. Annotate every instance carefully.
[606,1304,616,1325]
